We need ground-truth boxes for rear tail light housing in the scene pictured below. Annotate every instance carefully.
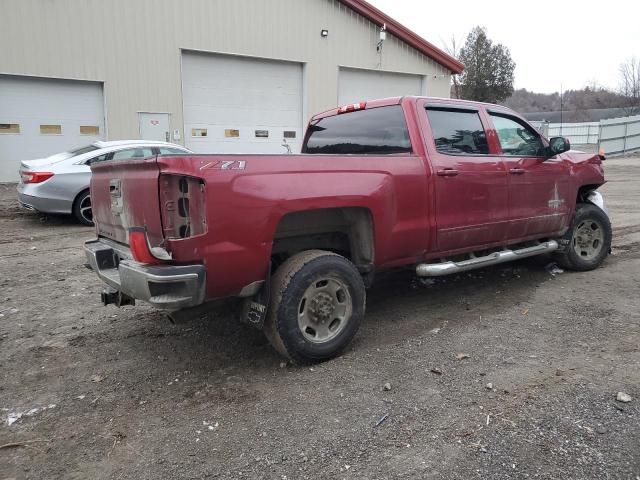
[159,174,207,240]
[129,227,161,264]
[20,171,54,184]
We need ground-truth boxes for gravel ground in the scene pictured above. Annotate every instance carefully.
[1,157,639,479]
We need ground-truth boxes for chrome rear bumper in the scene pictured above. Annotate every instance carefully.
[84,239,206,310]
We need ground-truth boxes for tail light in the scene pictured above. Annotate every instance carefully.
[129,228,161,264]
[338,102,366,114]
[159,174,207,240]
[21,171,54,184]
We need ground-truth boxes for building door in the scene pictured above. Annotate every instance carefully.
[139,113,170,142]
[181,51,303,154]
[338,67,424,106]
[0,75,104,182]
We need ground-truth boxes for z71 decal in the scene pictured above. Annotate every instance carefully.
[199,160,247,171]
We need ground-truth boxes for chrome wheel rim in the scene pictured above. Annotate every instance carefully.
[298,276,352,343]
[573,219,604,260]
[80,194,93,224]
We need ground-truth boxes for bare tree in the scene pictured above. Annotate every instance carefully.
[619,57,640,116]
[441,35,461,99]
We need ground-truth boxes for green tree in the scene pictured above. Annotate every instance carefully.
[458,27,515,103]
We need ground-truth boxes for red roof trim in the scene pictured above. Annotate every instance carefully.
[337,0,464,74]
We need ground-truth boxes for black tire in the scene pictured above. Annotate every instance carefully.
[555,203,611,271]
[264,250,366,364]
[73,189,94,226]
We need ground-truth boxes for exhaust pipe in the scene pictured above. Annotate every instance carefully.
[416,240,559,277]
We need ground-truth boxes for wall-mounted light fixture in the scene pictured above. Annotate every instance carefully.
[321,29,329,37]
[377,23,387,52]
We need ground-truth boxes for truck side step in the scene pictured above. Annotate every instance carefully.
[415,240,559,277]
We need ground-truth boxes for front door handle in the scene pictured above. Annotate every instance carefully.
[509,168,526,175]
[437,169,459,177]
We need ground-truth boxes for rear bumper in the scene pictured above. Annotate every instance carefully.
[84,238,206,311]
[17,189,73,215]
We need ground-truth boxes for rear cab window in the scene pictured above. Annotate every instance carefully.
[302,105,412,155]
[425,107,489,155]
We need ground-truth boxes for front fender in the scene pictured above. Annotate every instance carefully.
[586,190,608,216]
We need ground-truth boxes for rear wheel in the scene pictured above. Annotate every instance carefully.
[556,203,611,271]
[264,250,365,364]
[73,190,93,226]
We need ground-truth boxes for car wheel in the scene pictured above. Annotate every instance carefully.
[264,250,366,364]
[73,190,94,226]
[556,203,611,271]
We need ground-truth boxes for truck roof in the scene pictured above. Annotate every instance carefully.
[311,96,513,121]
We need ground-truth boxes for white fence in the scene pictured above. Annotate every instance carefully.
[530,121,599,145]
[530,115,640,155]
[599,115,640,156]
[550,122,600,145]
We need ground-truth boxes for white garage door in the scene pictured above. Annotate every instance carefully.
[338,68,424,106]
[182,52,303,154]
[0,75,104,182]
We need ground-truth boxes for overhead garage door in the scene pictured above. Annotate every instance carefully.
[338,68,424,106]
[0,75,104,182]
[182,52,303,154]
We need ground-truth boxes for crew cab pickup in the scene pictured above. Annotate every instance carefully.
[85,97,611,363]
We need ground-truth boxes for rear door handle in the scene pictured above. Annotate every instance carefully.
[509,168,526,175]
[437,169,459,177]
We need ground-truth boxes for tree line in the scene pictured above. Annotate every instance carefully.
[448,27,640,117]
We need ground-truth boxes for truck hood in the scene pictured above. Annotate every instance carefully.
[560,149,605,186]
[563,149,603,164]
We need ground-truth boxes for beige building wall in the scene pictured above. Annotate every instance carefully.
[0,0,452,142]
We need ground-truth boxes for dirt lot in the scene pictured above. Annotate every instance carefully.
[1,157,639,480]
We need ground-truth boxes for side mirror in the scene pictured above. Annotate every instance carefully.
[547,136,571,157]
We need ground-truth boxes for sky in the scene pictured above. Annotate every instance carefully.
[368,0,640,94]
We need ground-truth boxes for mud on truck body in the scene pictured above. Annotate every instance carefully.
[85,96,611,363]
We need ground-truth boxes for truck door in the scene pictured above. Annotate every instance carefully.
[419,103,509,251]
[487,112,571,239]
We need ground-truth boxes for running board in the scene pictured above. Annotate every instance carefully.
[416,240,559,277]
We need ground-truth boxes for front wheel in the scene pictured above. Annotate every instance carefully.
[264,250,366,364]
[556,203,611,271]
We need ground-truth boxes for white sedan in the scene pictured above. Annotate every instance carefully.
[17,140,191,225]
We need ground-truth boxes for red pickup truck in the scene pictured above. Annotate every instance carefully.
[85,96,611,363]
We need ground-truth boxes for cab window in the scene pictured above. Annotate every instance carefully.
[426,108,489,155]
[490,114,545,157]
[303,106,412,155]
